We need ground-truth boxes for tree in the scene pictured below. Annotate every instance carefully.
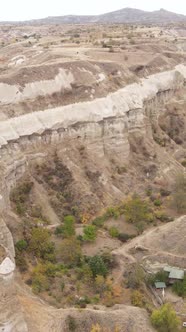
[131,290,144,307]
[29,227,55,261]
[125,195,153,224]
[60,237,82,265]
[83,225,97,242]
[172,173,186,213]
[172,276,186,297]
[63,215,75,238]
[32,264,50,294]
[109,227,119,238]
[88,255,108,278]
[151,303,180,332]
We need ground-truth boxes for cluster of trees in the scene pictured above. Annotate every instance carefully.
[16,213,115,297]
[15,227,55,272]
[55,215,97,242]
[13,168,186,311]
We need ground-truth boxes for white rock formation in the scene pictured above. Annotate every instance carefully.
[0,65,185,148]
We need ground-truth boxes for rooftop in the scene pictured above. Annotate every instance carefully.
[169,268,184,280]
[155,282,166,289]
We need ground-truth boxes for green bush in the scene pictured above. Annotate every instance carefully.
[154,199,162,207]
[29,228,55,261]
[31,264,51,293]
[15,239,28,251]
[31,263,61,293]
[55,216,76,237]
[151,303,180,332]
[92,215,106,228]
[63,215,75,238]
[44,262,59,278]
[105,207,120,219]
[125,195,153,224]
[131,290,144,307]
[88,255,108,278]
[32,273,49,294]
[83,225,97,242]
[109,227,119,238]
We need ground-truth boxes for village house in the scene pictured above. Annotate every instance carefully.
[164,266,184,284]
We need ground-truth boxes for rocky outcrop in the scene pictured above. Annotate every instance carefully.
[0,64,185,149]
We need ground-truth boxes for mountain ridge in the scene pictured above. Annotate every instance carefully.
[1,7,186,25]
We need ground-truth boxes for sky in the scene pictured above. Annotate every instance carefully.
[1,0,186,21]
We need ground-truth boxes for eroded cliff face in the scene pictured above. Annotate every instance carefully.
[0,65,185,204]
[0,65,185,331]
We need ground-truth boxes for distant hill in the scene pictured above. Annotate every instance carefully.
[1,7,186,25]
[98,8,186,24]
